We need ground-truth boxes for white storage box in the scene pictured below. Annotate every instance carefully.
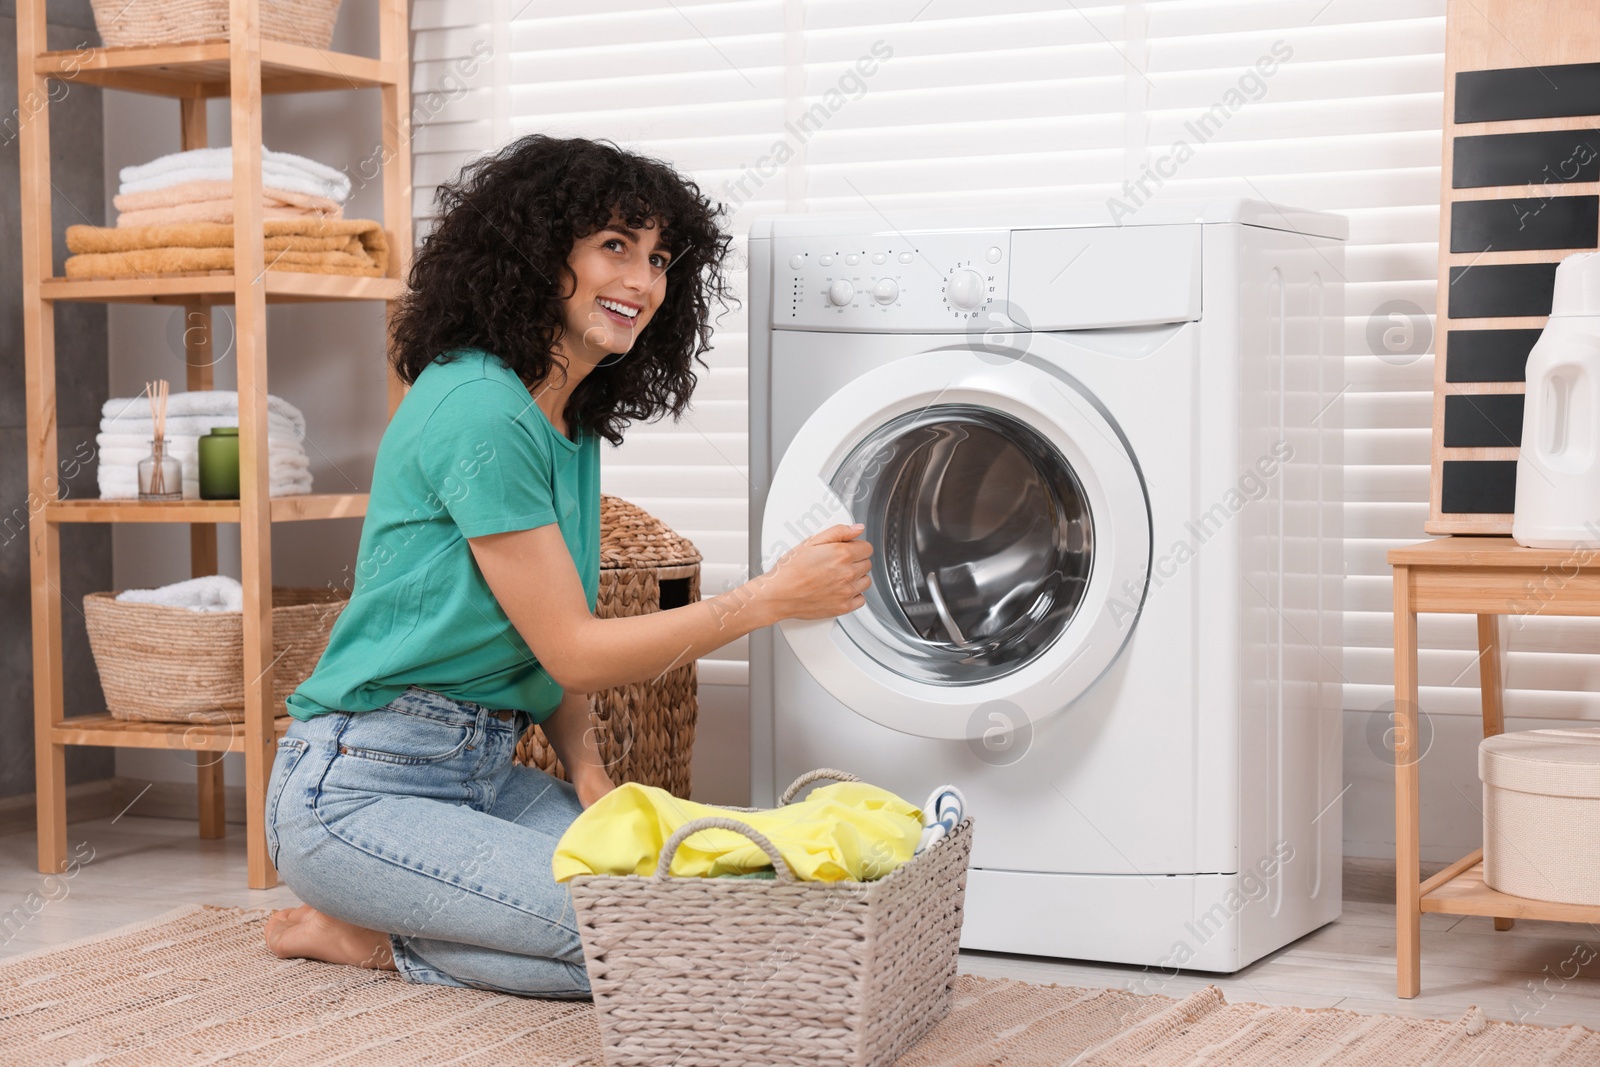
[1480,728,1600,905]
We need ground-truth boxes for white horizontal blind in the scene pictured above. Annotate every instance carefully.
[411,0,1600,715]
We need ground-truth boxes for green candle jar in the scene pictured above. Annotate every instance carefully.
[198,427,240,500]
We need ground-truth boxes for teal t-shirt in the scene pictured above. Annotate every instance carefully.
[286,349,599,723]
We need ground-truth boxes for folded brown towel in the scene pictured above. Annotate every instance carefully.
[64,219,388,279]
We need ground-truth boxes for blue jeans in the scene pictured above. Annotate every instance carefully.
[264,687,591,998]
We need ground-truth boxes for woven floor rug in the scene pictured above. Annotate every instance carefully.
[4,905,1598,1066]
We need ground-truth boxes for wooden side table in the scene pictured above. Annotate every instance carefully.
[1389,536,1600,998]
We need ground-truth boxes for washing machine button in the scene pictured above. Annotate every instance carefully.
[899,252,914,264]
[871,252,887,265]
[788,253,805,270]
[819,254,834,266]
[986,246,1003,263]
[846,253,861,266]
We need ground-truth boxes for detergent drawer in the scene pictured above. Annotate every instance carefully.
[1010,224,1202,330]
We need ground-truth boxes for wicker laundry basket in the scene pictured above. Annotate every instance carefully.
[516,495,701,797]
[1481,727,1600,905]
[84,587,347,724]
[569,769,974,1067]
[90,0,342,48]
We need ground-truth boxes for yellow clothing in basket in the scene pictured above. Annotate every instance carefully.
[552,781,922,883]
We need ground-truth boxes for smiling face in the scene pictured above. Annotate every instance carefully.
[557,214,671,369]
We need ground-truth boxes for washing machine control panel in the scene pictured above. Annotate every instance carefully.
[772,231,1018,333]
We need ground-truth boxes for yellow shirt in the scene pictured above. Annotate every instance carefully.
[552,781,922,883]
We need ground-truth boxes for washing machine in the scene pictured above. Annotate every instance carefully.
[746,200,1346,972]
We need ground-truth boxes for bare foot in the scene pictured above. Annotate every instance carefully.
[265,904,397,971]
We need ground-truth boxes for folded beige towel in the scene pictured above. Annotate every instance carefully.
[114,179,345,214]
[118,202,337,228]
[64,219,388,279]
[114,180,345,228]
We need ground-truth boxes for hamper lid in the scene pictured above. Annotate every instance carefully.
[599,495,702,572]
[1479,728,1600,799]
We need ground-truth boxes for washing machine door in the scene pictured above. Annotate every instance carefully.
[762,351,1150,740]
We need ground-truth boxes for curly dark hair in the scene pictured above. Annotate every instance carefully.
[389,135,735,446]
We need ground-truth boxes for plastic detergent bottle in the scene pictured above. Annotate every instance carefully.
[1513,252,1600,548]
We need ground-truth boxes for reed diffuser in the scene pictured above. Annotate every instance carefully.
[137,379,182,502]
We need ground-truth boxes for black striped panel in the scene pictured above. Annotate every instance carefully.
[1443,393,1525,448]
[1440,460,1518,514]
[1447,262,1559,318]
[1450,196,1598,253]
[1456,63,1600,123]
[1445,329,1541,383]
[1454,130,1600,189]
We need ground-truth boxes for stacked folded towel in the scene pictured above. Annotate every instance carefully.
[114,147,350,228]
[96,391,313,500]
[116,575,243,613]
[65,218,387,280]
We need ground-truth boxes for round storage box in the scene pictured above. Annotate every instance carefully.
[516,496,702,797]
[1481,727,1600,905]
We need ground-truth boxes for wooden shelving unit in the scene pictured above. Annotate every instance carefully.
[19,0,413,889]
[1389,537,1600,997]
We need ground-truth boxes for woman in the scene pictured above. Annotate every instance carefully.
[262,135,871,997]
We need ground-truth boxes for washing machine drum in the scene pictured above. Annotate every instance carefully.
[832,404,1091,685]
[763,353,1150,740]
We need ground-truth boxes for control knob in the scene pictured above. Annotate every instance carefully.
[946,268,986,310]
[827,279,855,306]
[872,278,898,304]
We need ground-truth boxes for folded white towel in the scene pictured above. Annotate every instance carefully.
[96,465,311,499]
[915,784,967,854]
[96,467,199,500]
[269,451,310,471]
[102,391,307,440]
[268,456,311,480]
[95,432,304,459]
[119,147,351,203]
[98,416,301,443]
[116,575,243,613]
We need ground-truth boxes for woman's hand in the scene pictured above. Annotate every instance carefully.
[751,523,874,621]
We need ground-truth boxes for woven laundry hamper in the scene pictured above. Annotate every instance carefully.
[515,495,702,797]
[1481,727,1600,905]
[569,769,975,1067]
[83,587,347,725]
[90,0,342,48]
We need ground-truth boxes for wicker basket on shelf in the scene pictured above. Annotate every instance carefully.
[84,587,347,724]
[89,0,343,48]
[515,495,701,797]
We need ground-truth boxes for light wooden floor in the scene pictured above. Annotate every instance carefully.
[3,813,1599,1031]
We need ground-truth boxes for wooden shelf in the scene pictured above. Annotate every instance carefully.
[20,0,413,890]
[1421,853,1600,924]
[1386,536,1600,569]
[34,40,399,96]
[53,713,292,753]
[46,493,368,524]
[41,272,405,305]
